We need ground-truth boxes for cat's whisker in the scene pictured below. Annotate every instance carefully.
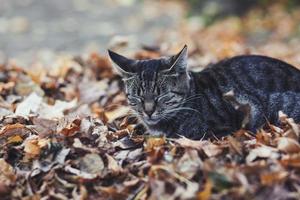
[160,114,170,125]
[185,94,203,99]
[184,94,203,100]
[165,107,201,115]
[182,95,204,103]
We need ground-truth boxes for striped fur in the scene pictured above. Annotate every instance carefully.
[108,48,300,139]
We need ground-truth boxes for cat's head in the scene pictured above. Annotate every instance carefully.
[108,45,191,128]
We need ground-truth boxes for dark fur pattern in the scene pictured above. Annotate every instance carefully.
[108,46,300,139]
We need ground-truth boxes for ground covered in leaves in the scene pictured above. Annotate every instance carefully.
[2,3,300,200]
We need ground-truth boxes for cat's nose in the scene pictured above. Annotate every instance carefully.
[144,101,155,117]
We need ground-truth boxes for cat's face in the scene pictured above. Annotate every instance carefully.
[108,46,190,126]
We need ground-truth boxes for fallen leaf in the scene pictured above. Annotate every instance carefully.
[55,148,70,164]
[144,137,166,151]
[6,135,23,144]
[38,99,77,119]
[0,108,13,117]
[174,137,222,157]
[64,165,97,180]
[260,171,289,186]
[176,149,202,179]
[106,154,123,174]
[15,92,43,116]
[0,123,27,137]
[32,117,58,137]
[79,80,108,104]
[24,139,41,158]
[72,185,88,200]
[79,153,104,175]
[246,145,279,163]
[198,179,212,200]
[276,137,300,154]
[201,142,223,157]
[228,136,243,155]
[59,118,81,136]
[0,159,16,186]
[280,154,300,168]
[49,56,82,78]
[105,106,130,123]
[174,136,206,150]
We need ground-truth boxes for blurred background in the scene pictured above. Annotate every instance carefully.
[1,0,300,67]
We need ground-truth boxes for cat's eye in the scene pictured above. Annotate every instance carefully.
[164,101,174,106]
[128,98,139,106]
[129,102,138,106]
[127,95,144,106]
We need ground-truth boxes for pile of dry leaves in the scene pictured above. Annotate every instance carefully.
[1,3,300,200]
[1,51,300,200]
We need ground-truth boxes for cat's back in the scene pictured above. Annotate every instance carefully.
[197,55,300,93]
[219,55,300,73]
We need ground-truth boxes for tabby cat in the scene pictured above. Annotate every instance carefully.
[108,46,300,139]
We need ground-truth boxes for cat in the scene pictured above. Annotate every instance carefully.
[108,45,300,139]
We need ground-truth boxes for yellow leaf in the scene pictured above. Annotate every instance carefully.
[24,139,41,158]
[0,159,16,186]
[38,138,50,148]
[198,179,212,200]
[105,106,130,123]
[260,171,288,186]
[144,137,166,151]
[7,135,23,144]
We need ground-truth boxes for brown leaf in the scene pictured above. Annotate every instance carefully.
[260,171,289,186]
[105,106,130,123]
[280,155,300,168]
[32,117,58,137]
[64,165,97,180]
[6,135,23,144]
[279,111,300,139]
[23,137,49,158]
[49,56,83,78]
[59,118,81,136]
[227,136,243,155]
[72,185,88,200]
[201,142,223,157]
[174,137,206,150]
[144,137,166,151]
[197,179,212,200]
[0,123,28,138]
[174,137,222,157]
[106,154,123,174]
[256,129,273,145]
[0,159,16,186]
[276,137,300,154]
[79,80,108,104]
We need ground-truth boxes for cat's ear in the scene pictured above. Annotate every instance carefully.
[166,45,188,74]
[108,50,136,77]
